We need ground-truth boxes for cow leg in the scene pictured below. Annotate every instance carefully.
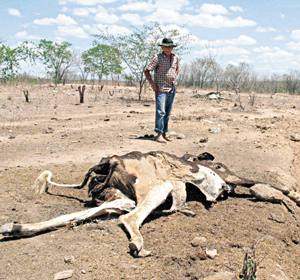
[160,181,195,216]
[119,181,174,257]
[1,198,135,238]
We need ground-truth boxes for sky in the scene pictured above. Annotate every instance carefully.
[1,0,300,76]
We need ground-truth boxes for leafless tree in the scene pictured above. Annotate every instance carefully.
[284,70,300,94]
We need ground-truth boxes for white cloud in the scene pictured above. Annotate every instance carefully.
[57,25,88,38]
[273,35,285,41]
[121,13,143,26]
[194,46,250,57]
[59,0,116,5]
[229,6,244,13]
[186,14,256,28]
[251,46,297,73]
[280,13,285,19]
[229,35,256,45]
[193,35,256,47]
[145,8,256,28]
[119,1,155,12]
[73,8,93,16]
[154,0,189,11]
[287,41,300,51]
[256,26,276,33]
[83,24,131,36]
[291,30,300,41]
[95,10,119,24]
[34,14,77,26]
[199,3,228,15]
[15,31,40,40]
[8,8,21,17]
[253,46,292,59]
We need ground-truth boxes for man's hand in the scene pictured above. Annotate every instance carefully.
[151,83,159,94]
[144,69,159,94]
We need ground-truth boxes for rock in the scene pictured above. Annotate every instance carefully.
[189,248,208,261]
[208,127,221,134]
[287,191,300,206]
[81,270,86,274]
[274,172,296,193]
[64,255,75,264]
[205,248,218,259]
[199,137,208,143]
[176,133,186,139]
[290,134,300,142]
[268,213,285,224]
[203,271,236,280]
[8,135,16,139]
[191,236,207,247]
[54,270,74,280]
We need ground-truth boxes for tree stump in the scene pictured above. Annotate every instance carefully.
[23,90,30,103]
[78,85,86,104]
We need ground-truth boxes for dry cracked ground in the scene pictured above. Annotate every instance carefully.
[0,84,299,280]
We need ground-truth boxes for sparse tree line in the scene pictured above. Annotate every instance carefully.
[1,23,300,98]
[178,57,300,95]
[0,24,188,100]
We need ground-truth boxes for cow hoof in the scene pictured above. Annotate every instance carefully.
[129,242,151,258]
[129,242,140,258]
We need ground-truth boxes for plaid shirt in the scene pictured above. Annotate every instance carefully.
[146,52,180,92]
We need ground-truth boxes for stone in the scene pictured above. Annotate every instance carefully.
[176,133,186,139]
[203,271,236,280]
[268,213,285,224]
[54,270,74,280]
[290,134,300,142]
[64,255,75,264]
[189,249,208,261]
[287,191,300,206]
[199,137,208,143]
[208,127,221,134]
[205,248,218,259]
[191,236,207,247]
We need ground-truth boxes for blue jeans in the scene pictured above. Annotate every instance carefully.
[155,87,176,134]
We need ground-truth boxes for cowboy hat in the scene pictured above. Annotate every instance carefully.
[158,38,177,47]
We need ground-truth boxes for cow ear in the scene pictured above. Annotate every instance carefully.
[197,152,215,161]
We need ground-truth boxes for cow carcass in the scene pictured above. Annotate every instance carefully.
[1,151,299,257]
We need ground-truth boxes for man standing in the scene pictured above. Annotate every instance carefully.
[144,38,180,143]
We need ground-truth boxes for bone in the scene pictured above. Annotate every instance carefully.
[1,198,135,238]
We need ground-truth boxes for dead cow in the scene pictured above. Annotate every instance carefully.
[1,151,299,257]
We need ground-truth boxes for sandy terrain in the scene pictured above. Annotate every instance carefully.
[0,84,299,280]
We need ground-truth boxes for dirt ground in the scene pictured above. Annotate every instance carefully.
[0,84,299,280]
